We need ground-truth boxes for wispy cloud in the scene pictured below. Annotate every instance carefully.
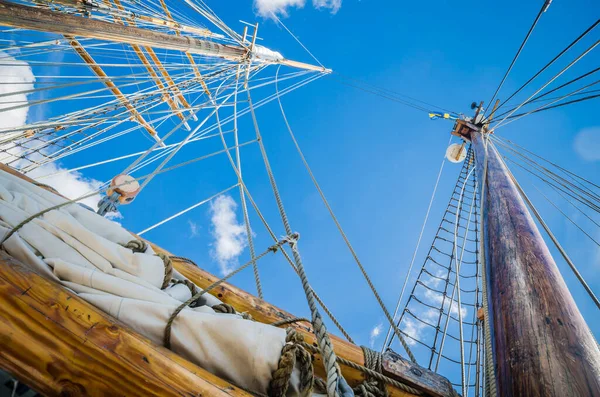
[574,127,600,161]
[253,0,341,18]
[0,51,34,131]
[312,0,341,13]
[399,273,468,346]
[188,219,200,238]
[369,322,383,348]
[0,51,110,213]
[209,195,248,275]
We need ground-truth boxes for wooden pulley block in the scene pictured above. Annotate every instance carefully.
[107,174,140,204]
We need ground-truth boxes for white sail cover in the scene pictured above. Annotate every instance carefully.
[0,168,304,395]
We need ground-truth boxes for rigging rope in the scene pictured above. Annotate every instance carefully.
[491,142,600,310]
[384,136,451,353]
[483,0,552,115]
[491,18,600,115]
[274,66,417,364]
[163,237,290,349]
[247,85,349,397]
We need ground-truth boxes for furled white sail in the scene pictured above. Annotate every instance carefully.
[0,168,304,396]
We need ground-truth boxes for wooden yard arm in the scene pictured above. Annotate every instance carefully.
[65,36,165,144]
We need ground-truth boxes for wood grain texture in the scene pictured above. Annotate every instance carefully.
[382,351,456,397]
[0,0,244,59]
[471,131,600,396]
[0,252,250,397]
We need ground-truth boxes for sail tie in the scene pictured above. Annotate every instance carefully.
[268,327,314,397]
[163,238,289,349]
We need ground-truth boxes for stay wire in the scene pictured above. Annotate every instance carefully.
[492,142,600,310]
[274,66,418,364]
[492,18,600,115]
[383,135,451,353]
[483,0,551,115]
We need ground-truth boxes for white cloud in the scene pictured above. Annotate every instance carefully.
[401,308,438,346]
[312,0,341,13]
[253,0,341,18]
[209,195,248,274]
[369,322,383,348]
[399,273,468,346]
[0,51,110,214]
[0,51,34,134]
[188,219,199,238]
[574,127,600,161]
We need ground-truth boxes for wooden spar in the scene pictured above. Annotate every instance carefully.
[0,0,244,58]
[0,0,331,73]
[0,163,454,397]
[470,130,600,396]
[104,0,189,125]
[107,0,198,122]
[30,0,217,37]
[64,35,165,144]
[157,0,212,96]
[0,253,250,397]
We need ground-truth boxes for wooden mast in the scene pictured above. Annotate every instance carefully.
[469,129,600,396]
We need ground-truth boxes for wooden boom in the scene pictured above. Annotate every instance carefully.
[470,130,600,396]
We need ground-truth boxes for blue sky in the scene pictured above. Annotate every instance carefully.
[10,0,599,388]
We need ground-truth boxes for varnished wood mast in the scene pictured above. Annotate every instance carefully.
[0,163,458,396]
[470,130,600,396]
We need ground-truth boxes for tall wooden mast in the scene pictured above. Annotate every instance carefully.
[468,128,600,396]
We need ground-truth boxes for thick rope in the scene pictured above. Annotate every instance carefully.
[268,328,314,397]
[156,252,174,290]
[478,133,498,397]
[300,342,423,396]
[353,347,388,397]
[171,278,198,296]
[163,239,287,348]
[275,66,415,363]
[248,87,346,397]
[124,240,172,289]
[124,239,147,253]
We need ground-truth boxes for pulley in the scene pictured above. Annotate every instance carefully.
[108,174,140,204]
[97,174,140,216]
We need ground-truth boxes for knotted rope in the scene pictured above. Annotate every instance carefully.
[300,343,423,396]
[268,328,313,397]
[171,278,198,297]
[353,347,388,397]
[124,239,147,253]
[163,238,288,348]
[211,303,253,320]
